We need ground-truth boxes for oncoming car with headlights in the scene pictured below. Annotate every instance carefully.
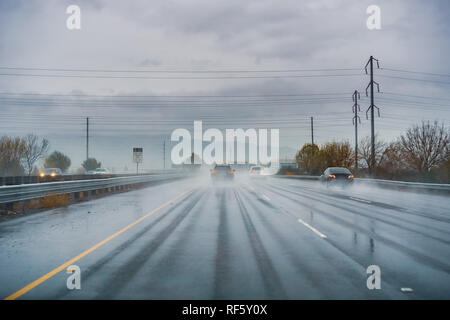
[38,168,62,178]
[319,167,354,187]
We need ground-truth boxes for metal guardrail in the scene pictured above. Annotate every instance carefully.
[0,170,181,186]
[355,177,450,191]
[272,175,450,192]
[0,174,184,204]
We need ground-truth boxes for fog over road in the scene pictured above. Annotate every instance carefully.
[1,176,449,299]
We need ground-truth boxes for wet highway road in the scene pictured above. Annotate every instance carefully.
[0,176,449,299]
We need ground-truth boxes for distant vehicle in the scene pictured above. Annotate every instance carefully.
[38,168,62,178]
[87,168,109,175]
[319,167,354,187]
[210,164,234,180]
[249,166,262,175]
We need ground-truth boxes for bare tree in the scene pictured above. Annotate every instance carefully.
[358,134,386,172]
[0,136,26,176]
[399,121,449,173]
[376,141,410,179]
[22,134,49,176]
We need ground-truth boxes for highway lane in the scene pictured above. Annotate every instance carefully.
[0,175,449,299]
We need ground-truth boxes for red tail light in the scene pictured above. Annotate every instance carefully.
[230,170,234,174]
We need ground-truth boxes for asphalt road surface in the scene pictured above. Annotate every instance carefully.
[1,175,449,299]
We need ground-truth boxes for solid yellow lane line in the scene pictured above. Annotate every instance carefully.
[4,188,194,300]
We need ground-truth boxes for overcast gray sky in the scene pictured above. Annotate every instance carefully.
[0,0,449,171]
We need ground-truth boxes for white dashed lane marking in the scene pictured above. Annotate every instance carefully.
[298,219,327,239]
[349,196,372,204]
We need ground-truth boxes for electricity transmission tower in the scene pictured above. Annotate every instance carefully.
[364,56,381,175]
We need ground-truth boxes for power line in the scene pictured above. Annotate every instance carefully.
[381,67,450,78]
[1,93,449,110]
[1,65,448,77]
[0,66,363,73]
[0,91,351,98]
[378,74,450,85]
[1,65,448,78]
[0,95,352,104]
[0,118,354,126]
[0,72,365,80]
[0,99,354,109]
[3,112,445,123]
[381,91,450,102]
[1,96,448,112]
[2,90,450,102]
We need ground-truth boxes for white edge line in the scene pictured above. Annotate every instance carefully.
[298,219,327,239]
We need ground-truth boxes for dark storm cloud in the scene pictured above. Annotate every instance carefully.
[0,0,449,169]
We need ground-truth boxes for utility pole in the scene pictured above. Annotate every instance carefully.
[352,90,361,171]
[310,116,314,145]
[364,56,380,175]
[163,140,166,170]
[86,117,89,162]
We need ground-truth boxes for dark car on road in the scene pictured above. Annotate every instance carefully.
[319,167,354,187]
[211,164,234,180]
